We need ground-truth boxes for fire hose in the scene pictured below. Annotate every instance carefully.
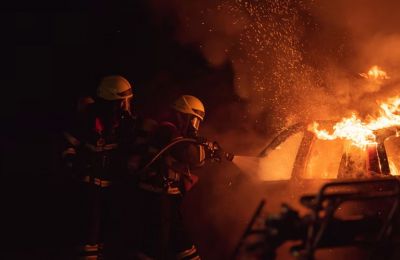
[138,137,235,175]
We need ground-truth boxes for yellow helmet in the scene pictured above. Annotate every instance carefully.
[172,95,205,121]
[96,75,133,101]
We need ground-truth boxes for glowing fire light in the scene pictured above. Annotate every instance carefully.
[310,96,400,149]
[389,161,400,176]
[359,65,390,80]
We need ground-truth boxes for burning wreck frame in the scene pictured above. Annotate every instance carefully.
[258,121,400,181]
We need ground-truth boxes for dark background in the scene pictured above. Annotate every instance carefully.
[6,1,400,258]
[2,1,242,258]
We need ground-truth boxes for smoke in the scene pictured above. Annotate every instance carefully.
[150,0,400,128]
[310,0,400,116]
[148,0,400,257]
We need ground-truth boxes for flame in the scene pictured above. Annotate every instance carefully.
[309,96,400,149]
[359,65,390,80]
[389,161,400,176]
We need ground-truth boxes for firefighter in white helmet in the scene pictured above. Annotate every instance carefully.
[61,75,156,259]
[132,95,233,259]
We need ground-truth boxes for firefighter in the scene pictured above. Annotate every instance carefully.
[61,75,154,259]
[133,95,231,260]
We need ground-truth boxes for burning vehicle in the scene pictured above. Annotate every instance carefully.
[234,96,400,204]
[231,75,400,259]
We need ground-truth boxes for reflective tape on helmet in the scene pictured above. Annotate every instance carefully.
[117,88,133,98]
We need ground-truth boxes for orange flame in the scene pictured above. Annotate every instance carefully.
[309,96,400,149]
[359,65,390,80]
[389,161,400,176]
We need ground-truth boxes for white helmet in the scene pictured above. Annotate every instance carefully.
[96,75,133,101]
[172,95,205,131]
[172,95,205,120]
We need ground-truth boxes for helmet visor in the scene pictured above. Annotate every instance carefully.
[120,97,133,115]
[191,116,201,131]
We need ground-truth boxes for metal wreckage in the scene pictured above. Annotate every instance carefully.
[232,118,400,260]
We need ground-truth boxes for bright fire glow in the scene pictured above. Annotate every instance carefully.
[359,65,390,80]
[310,96,400,149]
[389,161,400,176]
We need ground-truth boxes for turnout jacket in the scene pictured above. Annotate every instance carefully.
[61,101,156,186]
[138,121,206,195]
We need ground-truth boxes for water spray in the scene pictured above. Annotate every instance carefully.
[231,155,262,178]
[134,135,269,183]
[138,137,235,175]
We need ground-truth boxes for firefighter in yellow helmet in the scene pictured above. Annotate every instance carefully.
[171,95,205,137]
[96,75,133,116]
[132,95,233,259]
[61,75,155,259]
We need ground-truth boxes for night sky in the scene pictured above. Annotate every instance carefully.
[4,1,239,258]
[12,0,237,120]
[7,1,241,175]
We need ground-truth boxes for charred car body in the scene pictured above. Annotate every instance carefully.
[233,122,400,259]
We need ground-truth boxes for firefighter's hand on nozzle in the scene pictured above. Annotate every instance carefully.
[210,141,223,162]
[197,137,234,162]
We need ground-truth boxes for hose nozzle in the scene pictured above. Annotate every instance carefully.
[197,137,234,162]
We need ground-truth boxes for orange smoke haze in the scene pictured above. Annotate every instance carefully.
[150,0,400,132]
[148,1,400,258]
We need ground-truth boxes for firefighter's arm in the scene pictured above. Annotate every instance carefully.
[171,138,234,167]
[185,143,207,168]
[169,143,204,192]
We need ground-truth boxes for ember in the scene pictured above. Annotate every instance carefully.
[359,65,390,80]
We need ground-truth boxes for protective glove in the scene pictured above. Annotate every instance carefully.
[204,141,223,162]
[197,137,234,162]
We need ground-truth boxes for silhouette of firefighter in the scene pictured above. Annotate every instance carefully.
[130,95,233,260]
